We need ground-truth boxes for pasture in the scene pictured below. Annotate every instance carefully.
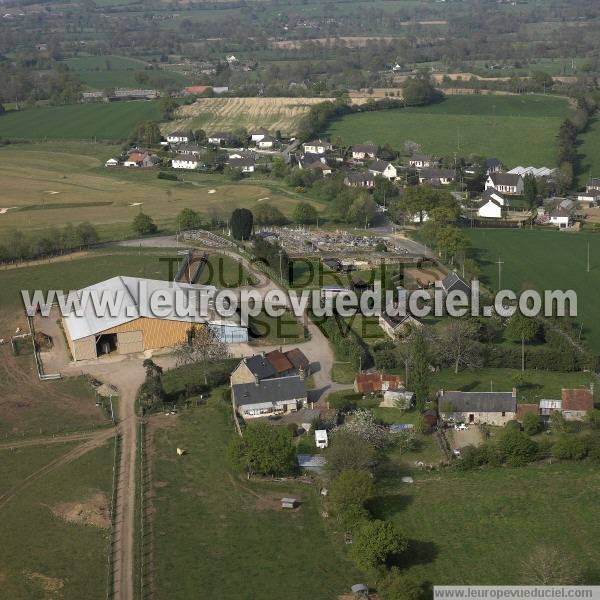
[61,55,189,90]
[0,142,323,243]
[465,228,600,352]
[150,399,362,599]
[0,440,114,599]
[326,95,571,167]
[374,462,600,586]
[169,96,334,135]
[0,101,162,141]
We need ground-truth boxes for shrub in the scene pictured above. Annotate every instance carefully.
[497,429,538,466]
[158,171,178,181]
[522,412,541,436]
[330,469,375,521]
[504,420,521,432]
[378,570,422,600]
[350,520,408,571]
[551,435,587,460]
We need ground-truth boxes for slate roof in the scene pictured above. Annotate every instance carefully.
[380,312,419,330]
[243,354,277,379]
[561,388,594,412]
[229,157,255,168]
[344,171,375,184]
[439,391,516,413]
[353,143,378,154]
[232,375,307,407]
[441,272,471,295]
[489,172,522,187]
[369,159,392,173]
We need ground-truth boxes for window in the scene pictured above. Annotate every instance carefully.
[502,411,506,417]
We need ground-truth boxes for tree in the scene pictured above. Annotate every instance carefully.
[551,435,587,460]
[132,212,157,236]
[351,520,408,571]
[522,412,540,436]
[335,409,394,449]
[159,97,178,120]
[230,208,253,240]
[506,313,539,371]
[325,430,377,476]
[437,320,482,373]
[521,545,582,585]
[330,469,374,515]
[436,226,470,263]
[402,74,439,106]
[131,120,162,145]
[408,329,430,409]
[228,422,296,476]
[174,325,230,366]
[176,208,201,231]
[549,410,568,433]
[523,174,538,208]
[497,428,538,466]
[75,221,99,247]
[254,203,287,226]
[223,165,244,181]
[293,202,318,225]
[137,359,165,413]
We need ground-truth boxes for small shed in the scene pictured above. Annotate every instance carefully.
[390,423,414,433]
[281,497,298,509]
[351,583,369,597]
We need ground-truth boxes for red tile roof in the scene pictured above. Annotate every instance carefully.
[183,85,210,94]
[561,388,594,412]
[354,372,402,393]
[285,348,310,372]
[516,403,539,420]
[265,350,294,374]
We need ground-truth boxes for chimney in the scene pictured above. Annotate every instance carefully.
[512,387,517,398]
[254,374,260,386]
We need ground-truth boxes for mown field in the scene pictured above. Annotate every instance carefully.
[151,399,362,600]
[0,440,114,599]
[169,96,333,135]
[375,462,600,586]
[465,228,600,352]
[0,101,162,141]
[327,95,571,167]
[0,142,323,243]
[61,55,190,90]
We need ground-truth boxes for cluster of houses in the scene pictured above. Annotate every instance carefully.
[105,148,161,169]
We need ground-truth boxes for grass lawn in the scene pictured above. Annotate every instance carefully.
[0,101,163,141]
[431,367,595,403]
[0,440,114,599]
[0,142,324,243]
[151,400,362,599]
[327,95,571,167]
[331,361,356,384]
[465,228,600,353]
[372,462,600,586]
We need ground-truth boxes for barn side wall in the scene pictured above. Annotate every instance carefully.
[103,317,194,351]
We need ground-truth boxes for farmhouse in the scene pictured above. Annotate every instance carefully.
[229,149,255,160]
[60,276,248,361]
[419,167,456,185]
[171,155,199,170]
[485,173,524,195]
[485,158,503,174]
[344,172,375,188]
[250,127,269,142]
[232,375,308,419]
[586,178,600,194]
[257,134,276,150]
[368,160,397,181]
[167,131,189,144]
[352,143,378,160]
[230,348,310,385]
[561,388,594,421]
[173,143,202,156]
[123,152,160,168]
[379,312,422,339]
[477,197,502,219]
[441,271,471,296]
[548,209,572,229]
[208,132,233,145]
[577,193,598,206]
[302,139,333,154]
[354,371,403,394]
[438,390,517,426]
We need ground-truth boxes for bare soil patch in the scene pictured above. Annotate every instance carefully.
[52,491,110,529]
[24,571,65,597]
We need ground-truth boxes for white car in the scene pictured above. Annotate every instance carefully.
[454,423,468,431]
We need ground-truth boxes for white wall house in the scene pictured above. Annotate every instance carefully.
[257,136,275,149]
[369,160,397,181]
[167,132,189,144]
[477,198,502,219]
[485,173,524,195]
[250,128,269,142]
[302,139,332,154]
[352,144,378,160]
[549,210,571,228]
[172,156,199,170]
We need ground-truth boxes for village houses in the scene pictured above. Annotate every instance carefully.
[485,172,524,195]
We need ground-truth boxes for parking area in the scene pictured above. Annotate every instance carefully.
[451,426,484,450]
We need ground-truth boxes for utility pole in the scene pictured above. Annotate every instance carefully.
[587,241,590,273]
[496,257,504,290]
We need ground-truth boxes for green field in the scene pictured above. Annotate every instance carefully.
[327,95,571,167]
[578,115,600,188]
[465,228,600,352]
[151,399,362,599]
[0,441,114,599]
[0,142,323,244]
[61,55,189,90]
[0,101,162,141]
[374,462,600,585]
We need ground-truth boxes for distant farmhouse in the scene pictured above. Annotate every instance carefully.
[230,349,310,386]
[302,139,333,154]
[368,160,397,181]
[438,390,517,426]
[419,167,456,186]
[379,312,422,339]
[352,143,378,160]
[60,276,247,361]
[485,172,524,195]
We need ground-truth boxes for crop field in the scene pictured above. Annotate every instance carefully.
[150,399,362,599]
[375,462,600,585]
[0,142,323,243]
[0,440,114,599]
[61,55,190,89]
[169,97,334,135]
[0,101,162,141]
[326,95,571,167]
[465,228,600,352]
